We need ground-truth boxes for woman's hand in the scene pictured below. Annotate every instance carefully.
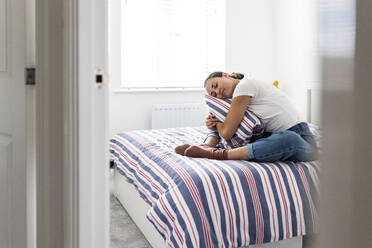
[205,113,219,131]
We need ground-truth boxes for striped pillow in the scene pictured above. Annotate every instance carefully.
[204,94,265,149]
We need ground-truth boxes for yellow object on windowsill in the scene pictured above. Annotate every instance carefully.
[272,80,279,88]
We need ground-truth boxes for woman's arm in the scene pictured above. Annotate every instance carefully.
[216,95,251,140]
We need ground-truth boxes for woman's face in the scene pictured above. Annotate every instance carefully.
[205,74,236,99]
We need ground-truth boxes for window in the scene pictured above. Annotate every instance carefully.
[121,0,225,88]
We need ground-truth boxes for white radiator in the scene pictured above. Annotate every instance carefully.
[151,103,207,129]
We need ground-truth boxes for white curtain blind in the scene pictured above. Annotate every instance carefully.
[121,0,225,88]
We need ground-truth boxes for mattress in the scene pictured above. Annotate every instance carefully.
[109,126,320,248]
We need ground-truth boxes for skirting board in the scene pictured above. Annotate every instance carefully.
[113,168,303,248]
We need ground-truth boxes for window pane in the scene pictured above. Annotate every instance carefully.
[121,0,225,88]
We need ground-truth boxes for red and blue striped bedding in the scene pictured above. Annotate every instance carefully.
[110,126,320,248]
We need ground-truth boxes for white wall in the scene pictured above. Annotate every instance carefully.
[226,0,275,83]
[273,0,320,122]
[109,90,206,136]
[226,0,320,123]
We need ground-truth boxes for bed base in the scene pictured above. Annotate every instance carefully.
[113,168,303,248]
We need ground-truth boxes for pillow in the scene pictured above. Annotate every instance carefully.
[204,94,265,149]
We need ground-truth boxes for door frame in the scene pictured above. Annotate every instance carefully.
[36,0,109,247]
[35,0,80,247]
[62,0,79,247]
[36,0,110,247]
[35,0,66,247]
[76,0,110,247]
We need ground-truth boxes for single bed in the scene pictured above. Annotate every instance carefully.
[110,126,320,248]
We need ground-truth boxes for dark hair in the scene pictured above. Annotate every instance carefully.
[203,71,244,87]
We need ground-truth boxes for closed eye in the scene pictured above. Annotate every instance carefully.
[209,82,217,97]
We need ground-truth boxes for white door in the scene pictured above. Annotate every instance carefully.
[0,0,27,247]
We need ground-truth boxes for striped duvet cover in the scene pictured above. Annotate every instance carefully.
[109,126,320,248]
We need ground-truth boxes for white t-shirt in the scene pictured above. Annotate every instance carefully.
[233,78,299,132]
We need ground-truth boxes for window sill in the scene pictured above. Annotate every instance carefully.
[113,87,205,93]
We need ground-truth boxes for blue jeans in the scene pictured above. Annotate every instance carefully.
[246,122,318,162]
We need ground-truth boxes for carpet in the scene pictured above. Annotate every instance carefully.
[110,194,152,248]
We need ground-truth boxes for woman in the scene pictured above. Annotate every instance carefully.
[175,71,318,162]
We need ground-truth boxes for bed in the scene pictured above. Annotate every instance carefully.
[110,126,320,248]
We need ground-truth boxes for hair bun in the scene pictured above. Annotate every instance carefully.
[230,72,244,80]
